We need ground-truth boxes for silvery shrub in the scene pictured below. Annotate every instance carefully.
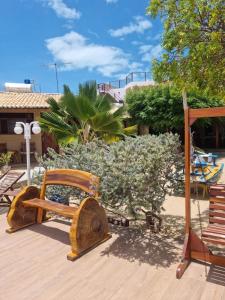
[37,133,183,218]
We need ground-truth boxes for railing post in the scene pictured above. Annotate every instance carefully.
[145,72,147,81]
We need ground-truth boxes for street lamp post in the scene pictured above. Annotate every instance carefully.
[14,121,41,185]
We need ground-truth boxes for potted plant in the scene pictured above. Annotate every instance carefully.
[0,152,13,174]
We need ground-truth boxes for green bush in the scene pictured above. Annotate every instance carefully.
[38,134,183,219]
[126,84,225,133]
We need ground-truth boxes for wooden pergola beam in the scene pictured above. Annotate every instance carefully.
[189,107,225,119]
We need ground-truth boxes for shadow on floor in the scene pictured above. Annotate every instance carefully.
[28,220,70,245]
[101,214,186,267]
[207,265,225,287]
[101,209,217,268]
[0,207,9,215]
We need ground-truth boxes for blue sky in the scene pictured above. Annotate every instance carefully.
[0,0,163,93]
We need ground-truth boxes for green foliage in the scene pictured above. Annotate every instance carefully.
[40,81,136,145]
[0,152,13,167]
[147,0,225,97]
[38,134,183,218]
[126,84,225,132]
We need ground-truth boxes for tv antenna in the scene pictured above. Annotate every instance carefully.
[42,62,72,93]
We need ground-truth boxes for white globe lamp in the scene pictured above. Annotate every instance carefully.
[14,123,23,135]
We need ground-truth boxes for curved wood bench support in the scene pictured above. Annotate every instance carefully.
[6,186,40,233]
[67,197,111,261]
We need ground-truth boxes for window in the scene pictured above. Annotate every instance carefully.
[0,113,34,134]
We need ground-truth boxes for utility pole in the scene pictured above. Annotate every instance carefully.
[42,62,72,93]
[54,63,59,93]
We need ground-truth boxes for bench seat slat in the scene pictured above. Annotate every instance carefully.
[202,237,225,246]
[202,230,225,240]
[209,211,225,219]
[210,197,225,204]
[204,224,225,233]
[209,203,225,211]
[23,198,77,219]
[209,217,225,225]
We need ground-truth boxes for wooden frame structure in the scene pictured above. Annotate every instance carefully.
[177,106,225,279]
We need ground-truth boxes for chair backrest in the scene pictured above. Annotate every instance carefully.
[208,185,225,226]
[0,170,25,193]
[40,169,99,199]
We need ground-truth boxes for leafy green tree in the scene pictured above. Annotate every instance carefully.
[147,0,225,97]
[40,81,136,144]
[126,84,225,133]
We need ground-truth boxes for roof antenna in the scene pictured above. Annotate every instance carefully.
[42,62,72,93]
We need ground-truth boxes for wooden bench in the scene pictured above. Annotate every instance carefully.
[202,184,225,246]
[7,169,111,261]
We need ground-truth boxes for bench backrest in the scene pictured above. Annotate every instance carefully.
[208,185,225,226]
[40,169,99,199]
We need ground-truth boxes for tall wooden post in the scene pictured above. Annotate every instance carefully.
[184,108,191,234]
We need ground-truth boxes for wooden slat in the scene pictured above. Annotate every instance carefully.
[203,227,225,236]
[209,217,225,225]
[202,230,225,240]
[210,197,225,204]
[210,190,225,197]
[205,224,225,233]
[209,203,225,211]
[43,169,99,197]
[202,237,225,246]
[209,211,225,219]
[189,107,225,119]
[23,198,77,218]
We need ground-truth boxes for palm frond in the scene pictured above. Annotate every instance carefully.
[66,95,96,122]
[40,112,76,134]
[78,81,97,102]
[112,105,126,118]
[46,97,65,117]
[95,95,112,112]
[90,112,122,134]
[122,125,138,136]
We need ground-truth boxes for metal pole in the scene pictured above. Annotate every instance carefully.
[54,63,59,93]
[24,123,31,185]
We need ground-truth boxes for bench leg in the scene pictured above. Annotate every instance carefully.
[7,186,40,233]
[67,197,111,261]
[37,208,44,224]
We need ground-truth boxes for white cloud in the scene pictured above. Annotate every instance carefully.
[105,0,118,3]
[45,31,141,77]
[43,0,81,19]
[109,16,152,38]
[139,44,162,62]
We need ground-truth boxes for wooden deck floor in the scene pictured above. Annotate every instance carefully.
[1,208,225,300]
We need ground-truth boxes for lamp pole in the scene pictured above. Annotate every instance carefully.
[14,121,41,185]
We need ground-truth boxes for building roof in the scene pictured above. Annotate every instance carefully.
[0,92,62,109]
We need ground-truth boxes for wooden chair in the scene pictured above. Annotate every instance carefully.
[0,171,25,205]
[7,169,111,261]
[20,142,36,163]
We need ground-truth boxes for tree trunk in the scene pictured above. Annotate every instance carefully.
[139,124,149,135]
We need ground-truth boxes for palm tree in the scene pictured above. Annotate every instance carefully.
[40,81,136,144]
